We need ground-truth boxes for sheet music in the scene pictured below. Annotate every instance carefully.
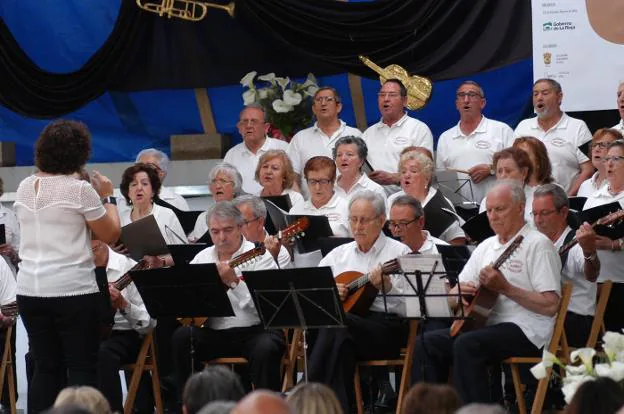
[398,254,452,318]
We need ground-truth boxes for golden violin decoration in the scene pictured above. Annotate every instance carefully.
[136,0,235,21]
[359,55,432,111]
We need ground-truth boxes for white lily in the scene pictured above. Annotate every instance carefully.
[306,72,318,85]
[272,99,294,113]
[602,331,624,362]
[566,365,588,376]
[561,375,594,404]
[595,361,624,382]
[530,349,561,380]
[276,77,290,91]
[303,85,319,97]
[283,90,302,106]
[258,88,269,100]
[570,348,596,372]
[258,72,277,85]
[240,71,257,87]
[530,362,548,380]
[242,89,257,106]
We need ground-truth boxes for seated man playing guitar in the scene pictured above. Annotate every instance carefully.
[171,201,285,400]
[307,191,412,413]
[410,180,561,404]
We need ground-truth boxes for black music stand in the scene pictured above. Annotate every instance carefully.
[168,244,209,266]
[243,266,345,381]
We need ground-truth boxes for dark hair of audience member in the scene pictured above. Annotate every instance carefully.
[182,366,245,414]
[402,383,462,414]
[285,382,343,414]
[197,401,236,414]
[565,377,624,414]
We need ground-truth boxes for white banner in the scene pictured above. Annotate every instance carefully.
[531,1,624,111]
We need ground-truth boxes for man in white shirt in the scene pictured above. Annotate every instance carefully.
[436,81,515,203]
[514,78,593,196]
[411,180,561,404]
[532,184,599,347]
[92,240,156,413]
[388,194,448,253]
[307,191,412,412]
[613,81,624,134]
[362,80,434,193]
[172,201,284,399]
[288,87,361,191]
[136,148,189,211]
[223,104,289,194]
[233,195,292,269]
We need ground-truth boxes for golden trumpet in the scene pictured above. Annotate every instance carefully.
[136,0,235,21]
[359,55,432,111]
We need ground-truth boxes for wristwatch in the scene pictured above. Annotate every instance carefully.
[229,280,239,290]
[101,196,117,205]
[584,252,597,262]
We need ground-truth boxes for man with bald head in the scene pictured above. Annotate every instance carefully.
[410,180,561,404]
[232,391,293,414]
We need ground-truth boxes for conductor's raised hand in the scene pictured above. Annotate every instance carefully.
[91,170,114,198]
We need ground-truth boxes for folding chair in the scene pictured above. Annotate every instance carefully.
[353,320,419,414]
[121,331,163,414]
[586,280,612,348]
[503,281,573,414]
[0,325,16,414]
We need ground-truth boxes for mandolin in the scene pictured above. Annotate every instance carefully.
[277,217,309,244]
[558,210,624,257]
[335,258,401,316]
[450,235,524,337]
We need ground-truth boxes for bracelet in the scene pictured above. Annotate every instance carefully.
[583,252,597,261]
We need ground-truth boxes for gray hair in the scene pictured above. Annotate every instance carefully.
[607,139,624,152]
[197,401,236,414]
[455,403,507,414]
[457,80,485,98]
[206,201,244,227]
[534,183,569,210]
[136,148,170,175]
[314,86,342,104]
[241,103,266,121]
[534,78,562,94]
[349,190,386,217]
[391,194,424,218]
[488,179,526,205]
[398,150,435,184]
[333,136,368,162]
[233,195,267,219]
[208,162,244,197]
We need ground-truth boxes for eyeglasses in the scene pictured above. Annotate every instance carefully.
[237,119,264,127]
[387,217,419,230]
[592,142,612,149]
[314,96,337,103]
[456,91,482,99]
[307,178,333,186]
[530,209,560,218]
[348,216,379,226]
[210,179,234,186]
[377,92,401,99]
[243,216,262,226]
[602,156,624,163]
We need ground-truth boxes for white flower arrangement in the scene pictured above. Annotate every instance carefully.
[530,330,624,403]
[240,71,319,141]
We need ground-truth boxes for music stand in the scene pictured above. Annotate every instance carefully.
[168,244,209,266]
[243,266,345,381]
[434,170,478,206]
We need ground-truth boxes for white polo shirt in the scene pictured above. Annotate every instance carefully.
[289,192,350,237]
[554,228,596,317]
[459,224,561,348]
[583,185,624,283]
[253,188,304,210]
[287,120,361,174]
[362,114,434,174]
[319,234,412,315]
[418,231,448,254]
[514,113,591,192]
[0,259,16,309]
[436,116,515,203]
[334,173,387,204]
[577,172,606,198]
[190,238,277,330]
[223,137,289,194]
[612,119,624,135]
[120,204,187,244]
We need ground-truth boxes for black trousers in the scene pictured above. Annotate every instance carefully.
[172,324,285,401]
[0,326,17,408]
[307,312,409,413]
[411,323,540,404]
[17,293,100,414]
[604,282,624,333]
[564,311,593,348]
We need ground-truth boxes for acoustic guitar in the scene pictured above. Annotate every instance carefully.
[335,259,401,316]
[558,209,624,257]
[449,235,524,337]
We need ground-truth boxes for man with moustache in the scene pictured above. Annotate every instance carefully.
[436,81,515,203]
[224,104,289,194]
[410,180,561,404]
[307,191,412,413]
[515,78,593,196]
[362,79,434,194]
[171,201,285,400]
[613,81,624,134]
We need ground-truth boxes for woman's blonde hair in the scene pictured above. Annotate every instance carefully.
[286,382,343,414]
[54,386,112,414]
[254,150,297,190]
[398,150,434,185]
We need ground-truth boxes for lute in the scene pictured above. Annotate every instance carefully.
[450,235,524,337]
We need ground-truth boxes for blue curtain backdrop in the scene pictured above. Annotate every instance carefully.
[0,0,533,166]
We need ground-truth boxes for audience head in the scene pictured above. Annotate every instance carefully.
[197,401,236,414]
[513,136,554,185]
[304,156,337,207]
[54,386,112,414]
[232,391,292,414]
[565,377,624,414]
[136,148,169,182]
[389,195,425,251]
[182,366,245,414]
[333,136,368,177]
[348,191,386,250]
[532,183,569,240]
[313,87,343,123]
[455,80,486,119]
[533,78,563,119]
[233,195,267,243]
[285,382,343,414]
[208,162,244,202]
[207,201,244,256]
[455,403,507,414]
[485,179,526,235]
[237,104,269,145]
[492,147,532,185]
[255,150,296,191]
[120,163,162,206]
[35,120,92,175]
[378,79,407,123]
[398,150,435,201]
[401,383,462,414]
[591,128,623,170]
[44,404,93,414]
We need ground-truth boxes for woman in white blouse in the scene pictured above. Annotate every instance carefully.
[333,136,386,203]
[14,120,121,413]
[119,163,186,246]
[254,150,304,208]
[577,128,623,197]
